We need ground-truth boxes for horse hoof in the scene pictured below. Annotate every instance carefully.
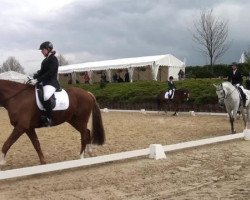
[80,153,84,159]
[0,159,6,165]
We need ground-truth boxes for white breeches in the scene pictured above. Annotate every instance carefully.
[164,89,175,99]
[43,85,56,101]
[239,85,248,97]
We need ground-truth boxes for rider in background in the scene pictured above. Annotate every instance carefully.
[167,76,176,99]
[32,41,60,126]
[227,62,247,107]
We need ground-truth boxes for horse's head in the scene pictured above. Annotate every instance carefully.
[183,89,189,101]
[177,89,189,101]
[213,83,226,106]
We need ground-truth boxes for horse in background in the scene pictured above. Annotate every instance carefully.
[0,80,105,166]
[214,81,250,134]
[157,89,189,116]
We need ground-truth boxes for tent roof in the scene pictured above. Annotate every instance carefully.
[58,54,185,74]
[0,71,28,83]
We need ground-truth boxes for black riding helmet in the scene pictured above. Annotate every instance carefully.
[39,41,53,51]
[169,76,174,80]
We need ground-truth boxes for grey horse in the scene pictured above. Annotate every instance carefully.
[214,81,250,134]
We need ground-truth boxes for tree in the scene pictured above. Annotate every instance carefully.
[1,56,25,74]
[193,9,230,66]
[57,54,69,66]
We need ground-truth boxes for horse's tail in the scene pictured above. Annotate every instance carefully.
[89,93,105,145]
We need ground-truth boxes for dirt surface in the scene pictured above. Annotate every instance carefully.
[0,108,249,200]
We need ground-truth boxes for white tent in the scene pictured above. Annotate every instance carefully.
[58,54,185,83]
[0,71,28,83]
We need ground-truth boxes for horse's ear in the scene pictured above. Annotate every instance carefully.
[213,84,217,88]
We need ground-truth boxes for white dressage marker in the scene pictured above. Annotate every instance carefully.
[243,129,250,140]
[149,144,166,160]
[0,132,246,180]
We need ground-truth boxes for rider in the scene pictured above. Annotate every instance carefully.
[167,76,176,99]
[227,62,247,107]
[31,41,60,126]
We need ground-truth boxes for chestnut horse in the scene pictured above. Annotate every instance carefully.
[157,89,189,115]
[0,80,105,165]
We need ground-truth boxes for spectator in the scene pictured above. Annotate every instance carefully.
[112,72,118,83]
[178,69,185,80]
[124,70,130,82]
[83,72,90,84]
[117,75,123,82]
[100,72,107,83]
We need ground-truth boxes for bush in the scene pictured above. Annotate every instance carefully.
[62,78,225,105]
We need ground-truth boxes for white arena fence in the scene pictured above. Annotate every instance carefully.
[0,131,249,181]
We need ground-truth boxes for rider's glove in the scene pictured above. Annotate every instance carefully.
[236,83,240,87]
[30,79,38,85]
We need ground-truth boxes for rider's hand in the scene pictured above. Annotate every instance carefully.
[30,79,38,85]
[236,83,240,87]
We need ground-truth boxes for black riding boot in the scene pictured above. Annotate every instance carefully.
[168,90,173,99]
[242,96,246,108]
[43,99,53,127]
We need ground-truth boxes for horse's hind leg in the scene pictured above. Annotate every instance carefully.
[173,103,179,116]
[80,129,93,158]
[69,120,92,159]
[0,126,25,165]
[26,129,46,164]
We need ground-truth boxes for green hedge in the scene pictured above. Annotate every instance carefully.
[62,78,227,105]
[186,63,250,78]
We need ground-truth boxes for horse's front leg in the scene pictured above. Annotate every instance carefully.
[26,129,46,165]
[0,126,25,165]
[229,116,236,134]
[229,111,237,134]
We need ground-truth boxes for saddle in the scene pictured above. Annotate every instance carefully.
[235,86,247,107]
[35,85,69,111]
[164,90,175,99]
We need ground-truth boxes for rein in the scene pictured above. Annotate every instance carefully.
[217,85,237,101]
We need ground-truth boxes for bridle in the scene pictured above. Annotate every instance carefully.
[216,84,236,102]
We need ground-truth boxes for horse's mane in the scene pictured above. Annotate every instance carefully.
[222,81,234,89]
[0,79,32,90]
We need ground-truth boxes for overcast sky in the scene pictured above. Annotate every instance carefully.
[0,0,250,74]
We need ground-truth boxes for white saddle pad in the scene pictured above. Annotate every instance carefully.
[35,88,69,111]
[164,91,175,99]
